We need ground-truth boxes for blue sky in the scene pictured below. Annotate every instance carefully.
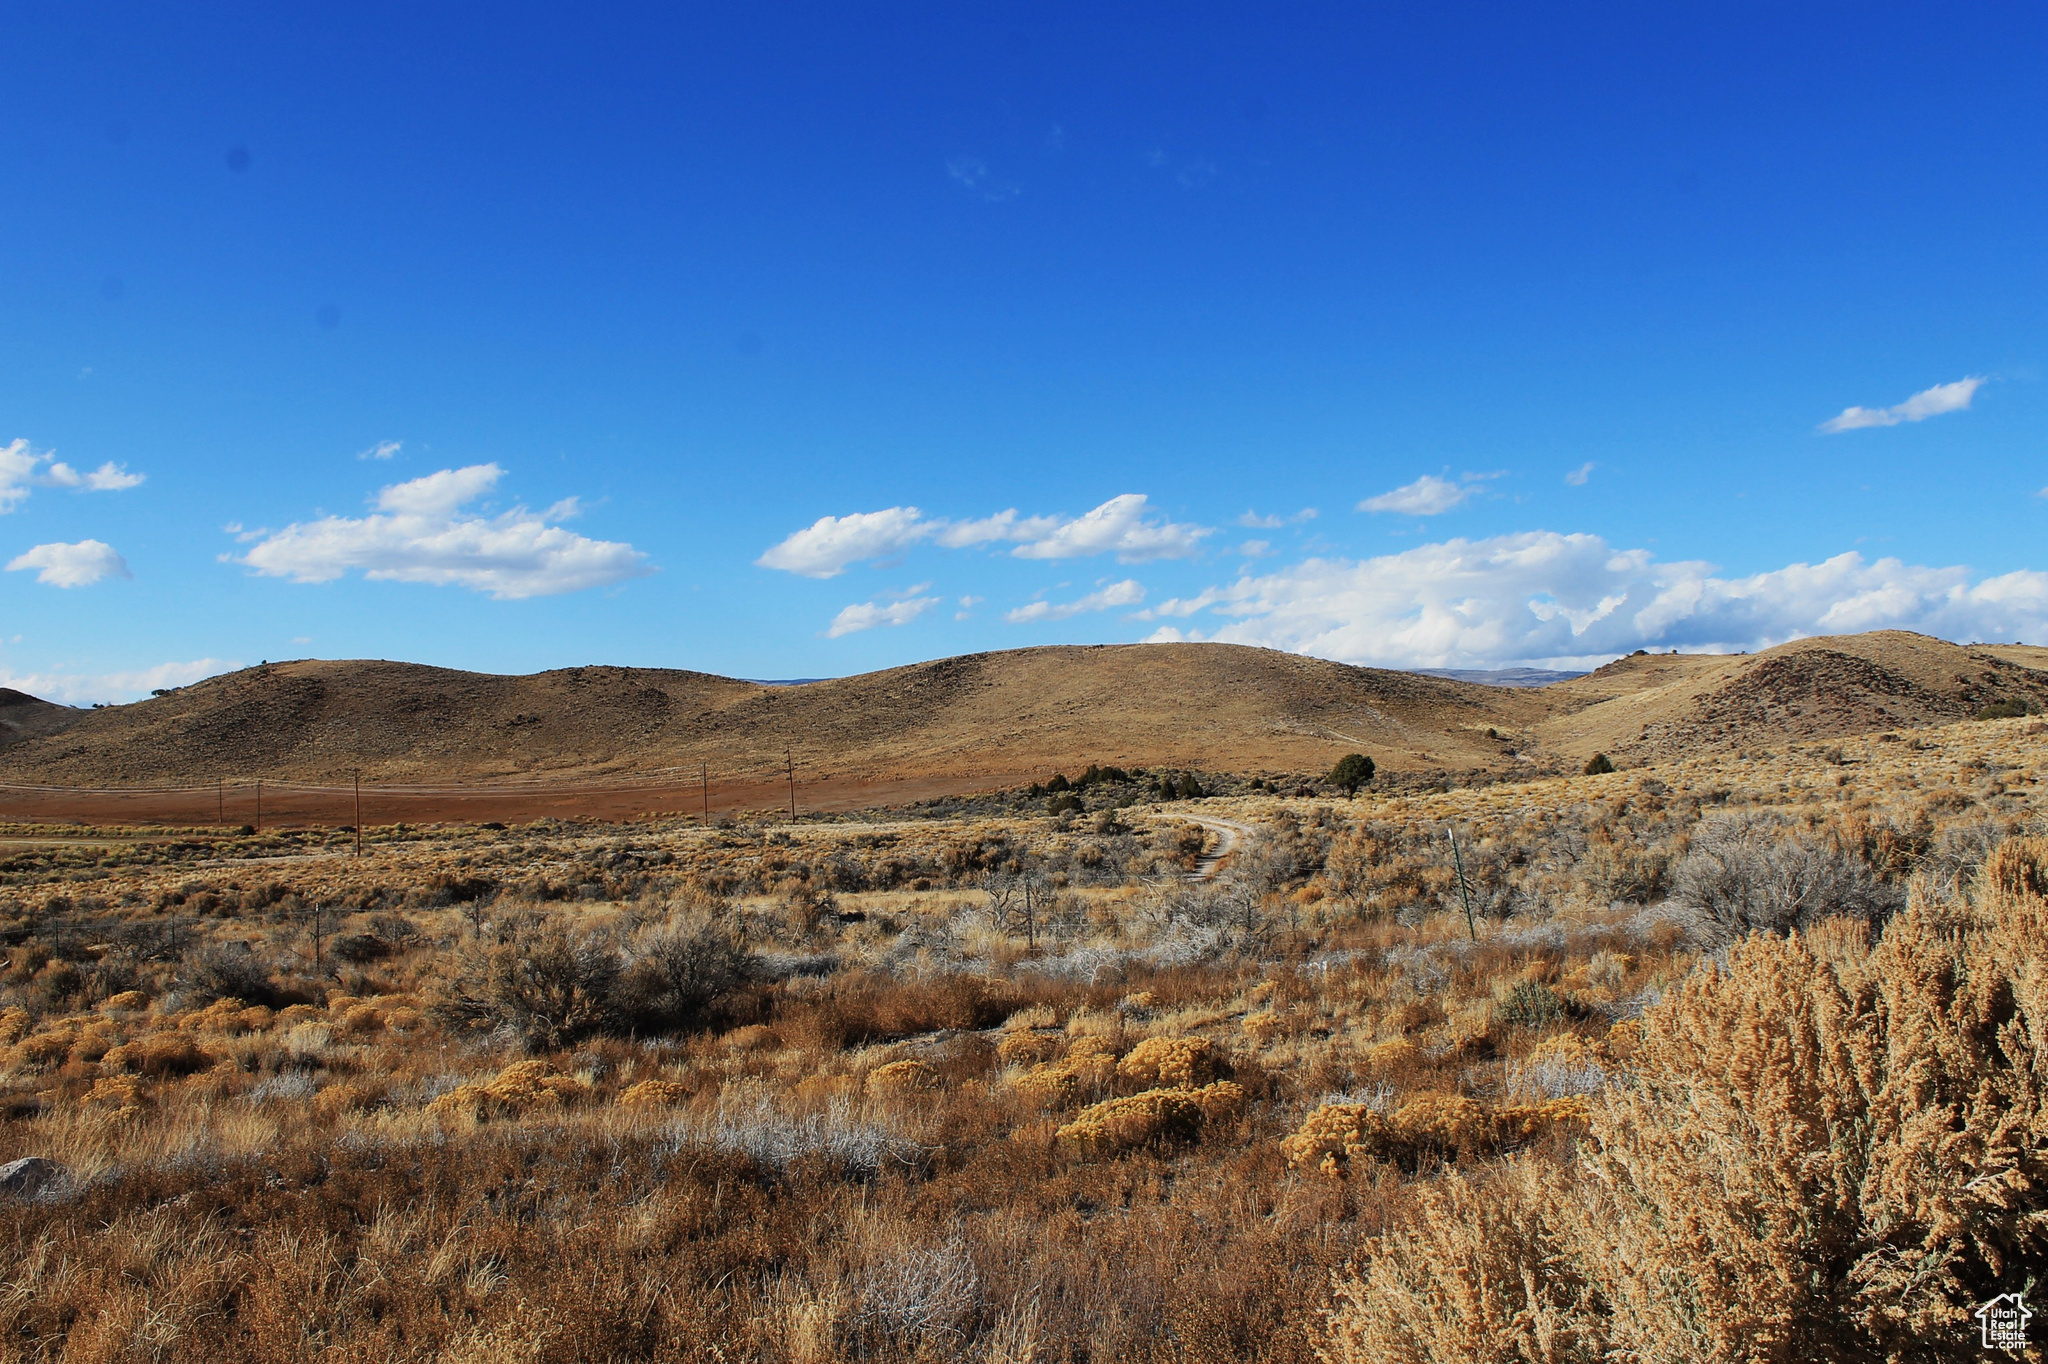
[4,3,2046,700]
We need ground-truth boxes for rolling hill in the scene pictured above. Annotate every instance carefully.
[1532,632,2048,764]
[0,645,1552,789]
[0,689,83,754]
[0,632,2041,797]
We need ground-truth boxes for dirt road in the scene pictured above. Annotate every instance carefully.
[1181,813,1254,880]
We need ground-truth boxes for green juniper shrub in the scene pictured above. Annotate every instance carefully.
[1327,754,1376,795]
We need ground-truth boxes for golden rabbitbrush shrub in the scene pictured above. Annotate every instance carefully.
[1010,1034,1118,1107]
[100,1031,212,1077]
[337,1004,386,1037]
[618,1078,690,1108]
[1116,1035,1223,1087]
[1361,1037,1419,1075]
[84,1074,146,1123]
[429,1060,590,1124]
[13,1027,76,1067]
[866,1058,939,1093]
[1055,1081,1247,1158]
[994,1029,1058,1066]
[1283,1092,1588,1177]
[181,998,261,1034]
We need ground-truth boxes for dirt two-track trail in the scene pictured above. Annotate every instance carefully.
[1182,814,1253,880]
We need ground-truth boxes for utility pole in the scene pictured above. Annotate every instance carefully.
[254,779,262,833]
[785,749,796,821]
[1446,828,1477,943]
[354,770,363,859]
[216,778,224,825]
[701,762,709,821]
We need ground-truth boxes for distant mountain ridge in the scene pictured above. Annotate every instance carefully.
[1411,667,1588,688]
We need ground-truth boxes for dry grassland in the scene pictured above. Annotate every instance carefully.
[1,715,2045,1361]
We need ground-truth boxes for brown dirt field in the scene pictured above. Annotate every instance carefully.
[0,769,1031,829]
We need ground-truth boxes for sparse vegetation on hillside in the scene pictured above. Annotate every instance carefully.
[11,633,2046,809]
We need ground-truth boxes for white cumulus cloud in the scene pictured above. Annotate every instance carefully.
[1821,377,1985,433]
[0,441,37,513]
[43,461,145,491]
[6,540,131,588]
[1358,474,1474,516]
[934,509,1066,550]
[233,464,650,599]
[0,657,238,706]
[1009,494,1207,561]
[1141,530,2048,669]
[359,439,402,460]
[1566,462,1595,486]
[757,495,1210,577]
[0,438,145,512]
[758,507,931,579]
[1006,578,1146,624]
[826,595,940,637]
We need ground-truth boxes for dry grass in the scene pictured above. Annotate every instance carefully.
[1321,843,2048,1363]
[0,710,2045,1360]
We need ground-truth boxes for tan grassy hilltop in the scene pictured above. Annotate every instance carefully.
[1,630,2044,791]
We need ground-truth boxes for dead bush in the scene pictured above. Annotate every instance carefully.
[1670,813,1903,941]
[182,943,281,1007]
[328,933,388,964]
[780,972,1015,1050]
[433,922,622,1050]
[619,920,752,1032]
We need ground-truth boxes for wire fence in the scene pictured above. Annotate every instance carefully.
[0,758,815,827]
